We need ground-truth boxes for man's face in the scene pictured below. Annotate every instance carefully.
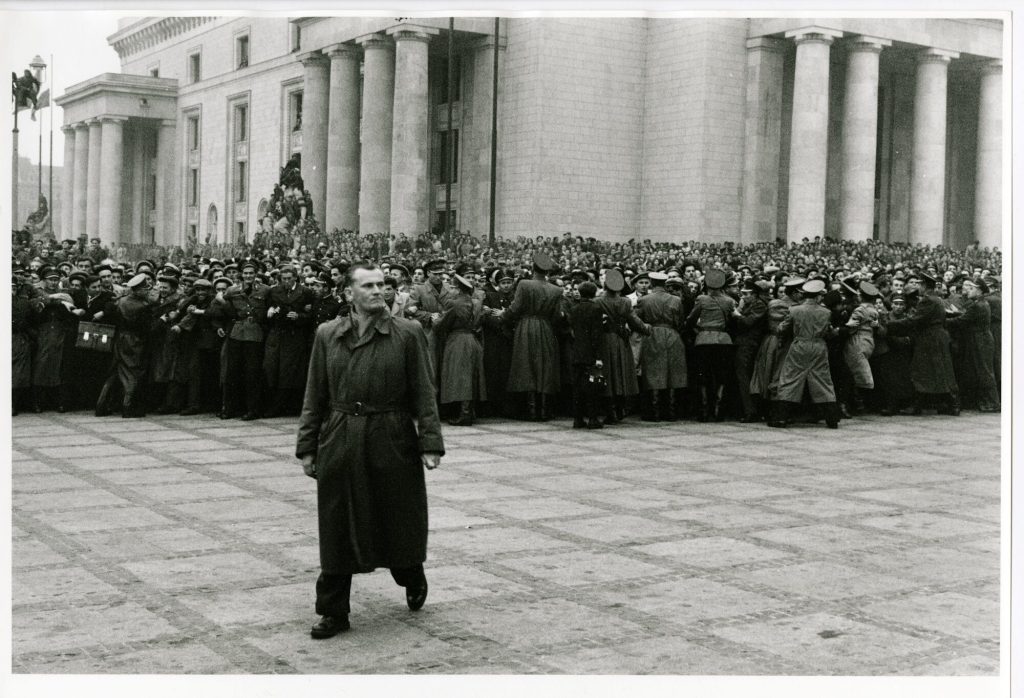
[98,269,113,289]
[87,280,102,295]
[89,240,100,250]
[157,281,173,298]
[427,269,442,286]
[499,278,514,293]
[330,268,343,285]
[43,276,59,291]
[227,268,240,283]
[683,266,696,280]
[905,279,920,293]
[346,268,386,315]
[195,287,211,303]
[383,283,397,303]
[943,271,955,284]
[635,279,651,294]
[111,270,123,284]
[69,278,83,291]
[389,269,406,285]
[280,271,296,289]
[891,279,904,294]
[180,280,193,296]
[241,268,256,285]
[76,260,92,273]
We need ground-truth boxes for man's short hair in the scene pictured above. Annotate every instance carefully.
[344,262,380,288]
[383,276,398,289]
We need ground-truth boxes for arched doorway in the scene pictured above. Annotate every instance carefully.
[206,204,218,244]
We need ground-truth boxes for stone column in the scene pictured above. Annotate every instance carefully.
[60,126,76,238]
[784,27,842,243]
[298,50,330,227]
[974,60,1002,249]
[739,37,786,244]
[356,32,395,234]
[72,123,89,237]
[86,119,103,238]
[156,120,180,246]
[98,117,126,241]
[388,25,438,235]
[131,129,146,243]
[324,43,362,232]
[909,47,958,246]
[468,33,506,237]
[839,36,890,241]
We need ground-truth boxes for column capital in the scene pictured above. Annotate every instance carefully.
[324,42,361,60]
[785,26,843,45]
[847,35,891,53]
[85,118,102,127]
[61,124,77,134]
[296,49,329,67]
[473,33,508,52]
[917,47,959,64]
[746,37,787,53]
[72,121,90,131]
[979,58,1002,75]
[354,32,393,51]
[99,115,130,125]
[386,23,438,43]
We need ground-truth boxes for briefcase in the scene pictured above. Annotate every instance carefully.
[76,321,116,352]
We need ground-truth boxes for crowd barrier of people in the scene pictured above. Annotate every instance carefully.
[11,226,1001,427]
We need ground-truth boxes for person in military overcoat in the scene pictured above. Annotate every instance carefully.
[263,265,315,416]
[635,272,687,421]
[946,278,999,412]
[503,253,565,421]
[296,263,443,639]
[771,279,842,429]
[436,274,487,426]
[595,269,648,424]
[96,274,156,418]
[221,261,270,420]
[885,272,960,415]
[480,269,515,417]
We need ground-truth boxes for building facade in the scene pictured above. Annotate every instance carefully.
[55,16,1003,249]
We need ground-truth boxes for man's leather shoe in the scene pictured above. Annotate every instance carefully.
[310,615,350,639]
[406,581,428,611]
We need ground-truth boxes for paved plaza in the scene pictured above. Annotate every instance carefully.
[10,410,1001,675]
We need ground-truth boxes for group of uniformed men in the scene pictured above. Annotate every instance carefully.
[12,248,1000,429]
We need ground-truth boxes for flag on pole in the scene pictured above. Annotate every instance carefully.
[31,88,50,121]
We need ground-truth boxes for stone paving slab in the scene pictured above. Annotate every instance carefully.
[9,409,1001,676]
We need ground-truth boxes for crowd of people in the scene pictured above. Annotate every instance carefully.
[11,228,1002,427]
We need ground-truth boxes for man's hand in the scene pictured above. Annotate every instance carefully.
[217,328,226,338]
[301,454,317,479]
[267,306,278,318]
[287,311,299,320]
[170,325,182,333]
[421,452,441,470]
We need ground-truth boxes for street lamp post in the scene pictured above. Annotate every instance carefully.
[11,55,46,234]
[30,56,47,210]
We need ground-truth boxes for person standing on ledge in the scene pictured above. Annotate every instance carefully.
[296,263,444,639]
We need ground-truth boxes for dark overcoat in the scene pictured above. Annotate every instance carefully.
[149,292,183,383]
[635,288,687,390]
[596,295,645,397]
[947,297,999,410]
[436,293,487,403]
[264,283,315,389]
[886,292,958,395]
[749,295,795,398]
[296,314,444,575]
[504,279,564,394]
[32,294,76,387]
[12,295,35,389]
[481,286,514,404]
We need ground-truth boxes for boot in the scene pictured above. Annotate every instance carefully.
[712,385,726,422]
[659,390,675,422]
[697,388,710,423]
[586,389,603,429]
[603,395,620,425]
[95,379,115,417]
[449,401,474,427]
[525,392,539,421]
[641,391,659,422]
[851,388,866,415]
[937,394,960,416]
[767,401,789,428]
[822,402,841,429]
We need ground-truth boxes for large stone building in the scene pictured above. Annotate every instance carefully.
[55,16,1003,249]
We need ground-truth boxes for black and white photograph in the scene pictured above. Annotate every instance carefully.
[1,2,1014,696]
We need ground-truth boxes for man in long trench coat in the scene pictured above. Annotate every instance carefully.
[296,263,444,639]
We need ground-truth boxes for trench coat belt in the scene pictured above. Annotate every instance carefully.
[331,401,406,416]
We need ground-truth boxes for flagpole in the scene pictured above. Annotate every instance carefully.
[38,101,43,202]
[12,104,19,231]
[48,54,54,237]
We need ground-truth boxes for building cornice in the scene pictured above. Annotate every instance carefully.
[55,73,178,107]
[107,16,218,60]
